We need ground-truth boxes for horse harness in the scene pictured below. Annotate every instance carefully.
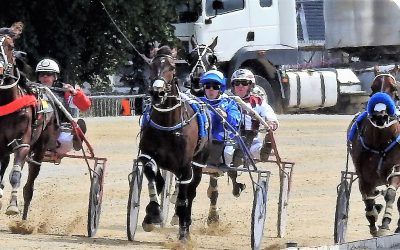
[350,112,400,174]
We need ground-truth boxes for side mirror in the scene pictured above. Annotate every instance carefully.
[212,0,224,10]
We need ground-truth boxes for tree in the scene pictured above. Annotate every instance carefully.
[0,0,185,90]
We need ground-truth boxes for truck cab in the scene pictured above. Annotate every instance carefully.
[173,0,370,114]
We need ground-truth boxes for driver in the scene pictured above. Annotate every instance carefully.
[224,69,279,197]
[36,58,91,153]
[199,70,241,166]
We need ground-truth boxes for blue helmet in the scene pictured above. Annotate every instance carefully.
[200,70,226,92]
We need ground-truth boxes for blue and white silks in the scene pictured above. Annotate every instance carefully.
[199,95,241,142]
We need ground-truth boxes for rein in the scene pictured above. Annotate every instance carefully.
[0,67,20,89]
[144,96,198,131]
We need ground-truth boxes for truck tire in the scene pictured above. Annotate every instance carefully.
[254,75,281,112]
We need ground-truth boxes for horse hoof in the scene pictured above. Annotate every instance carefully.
[207,209,219,226]
[5,205,19,215]
[179,227,190,241]
[377,227,391,237]
[143,201,163,225]
[232,183,246,197]
[370,226,378,237]
[142,221,155,232]
[170,214,179,226]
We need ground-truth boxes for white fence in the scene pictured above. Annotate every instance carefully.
[82,94,146,117]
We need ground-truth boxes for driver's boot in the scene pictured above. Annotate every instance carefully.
[73,119,87,151]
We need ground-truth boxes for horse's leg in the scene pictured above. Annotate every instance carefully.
[0,155,10,209]
[22,146,45,220]
[380,174,400,235]
[175,164,195,241]
[142,161,162,232]
[228,148,246,197]
[179,166,202,241]
[207,175,219,225]
[359,178,382,237]
[364,196,382,236]
[170,183,179,226]
[6,145,30,215]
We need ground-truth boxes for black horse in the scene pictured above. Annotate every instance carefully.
[186,36,218,97]
[138,46,209,240]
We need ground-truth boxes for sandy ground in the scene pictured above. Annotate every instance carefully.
[0,115,387,249]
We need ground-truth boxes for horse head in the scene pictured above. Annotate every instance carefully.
[0,35,18,87]
[367,92,398,129]
[371,73,400,101]
[149,46,178,107]
[186,36,218,94]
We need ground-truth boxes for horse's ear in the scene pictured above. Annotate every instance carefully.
[190,35,197,49]
[209,36,218,50]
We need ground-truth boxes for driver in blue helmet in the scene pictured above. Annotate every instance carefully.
[199,70,241,166]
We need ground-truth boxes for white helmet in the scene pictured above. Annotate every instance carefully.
[35,58,60,73]
[231,69,256,85]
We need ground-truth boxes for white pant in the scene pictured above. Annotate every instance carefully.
[56,132,73,154]
[224,137,263,166]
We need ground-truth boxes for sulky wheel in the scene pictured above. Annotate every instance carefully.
[160,170,173,228]
[251,173,270,250]
[334,180,350,244]
[127,160,144,241]
[87,164,104,237]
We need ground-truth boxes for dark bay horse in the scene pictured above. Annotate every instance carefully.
[0,35,58,219]
[138,46,208,240]
[184,37,228,225]
[348,73,400,236]
[186,36,218,97]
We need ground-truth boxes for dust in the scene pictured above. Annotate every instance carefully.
[198,222,233,236]
[65,215,85,235]
[163,238,197,250]
[8,220,36,234]
[264,243,284,250]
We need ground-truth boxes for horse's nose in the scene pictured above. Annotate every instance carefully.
[152,79,165,89]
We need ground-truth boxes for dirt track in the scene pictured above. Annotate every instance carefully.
[0,115,386,249]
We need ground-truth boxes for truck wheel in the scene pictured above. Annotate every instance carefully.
[254,75,281,112]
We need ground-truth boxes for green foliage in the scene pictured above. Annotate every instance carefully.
[0,0,185,88]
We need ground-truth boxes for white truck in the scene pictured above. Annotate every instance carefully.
[173,0,400,113]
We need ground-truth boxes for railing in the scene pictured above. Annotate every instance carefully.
[81,94,146,117]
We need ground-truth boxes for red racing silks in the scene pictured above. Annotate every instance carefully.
[248,95,263,108]
[64,89,91,112]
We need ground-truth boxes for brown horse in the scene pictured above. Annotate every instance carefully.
[348,73,400,236]
[370,73,399,101]
[0,34,58,219]
[138,46,209,241]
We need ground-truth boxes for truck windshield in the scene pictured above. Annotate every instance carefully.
[175,1,202,23]
[205,0,244,16]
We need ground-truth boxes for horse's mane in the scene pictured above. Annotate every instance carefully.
[156,46,172,56]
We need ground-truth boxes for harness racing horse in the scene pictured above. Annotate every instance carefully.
[348,73,400,236]
[185,36,229,225]
[0,34,58,219]
[186,36,218,97]
[138,46,208,241]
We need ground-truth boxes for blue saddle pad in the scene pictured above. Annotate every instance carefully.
[348,111,367,141]
[190,102,209,138]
